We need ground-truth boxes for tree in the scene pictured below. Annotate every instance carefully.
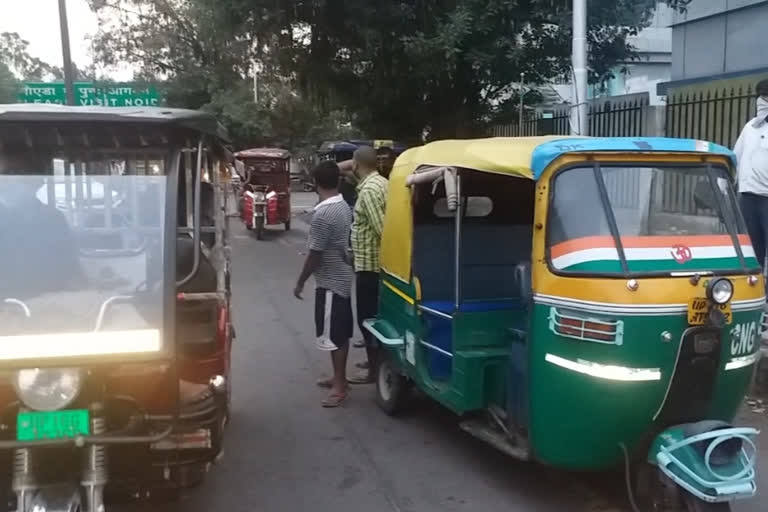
[0,62,17,104]
[0,32,60,81]
[251,0,692,140]
[87,0,354,148]
[89,0,691,141]
[0,32,62,103]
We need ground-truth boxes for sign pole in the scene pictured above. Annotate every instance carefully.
[571,0,588,136]
[58,0,76,106]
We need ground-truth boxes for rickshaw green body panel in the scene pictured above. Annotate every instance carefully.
[377,273,763,470]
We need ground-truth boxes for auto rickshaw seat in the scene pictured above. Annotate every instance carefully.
[413,224,532,302]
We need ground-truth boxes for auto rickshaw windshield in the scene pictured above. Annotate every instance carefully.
[547,163,755,276]
[0,152,171,361]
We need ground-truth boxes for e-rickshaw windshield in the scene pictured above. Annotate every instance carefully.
[547,163,757,277]
[0,151,173,361]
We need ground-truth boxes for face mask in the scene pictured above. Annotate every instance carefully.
[750,97,768,127]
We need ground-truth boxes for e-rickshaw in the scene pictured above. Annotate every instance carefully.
[0,105,234,511]
[235,147,292,239]
[365,136,764,511]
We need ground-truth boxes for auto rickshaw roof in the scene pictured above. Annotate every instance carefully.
[235,147,291,159]
[318,141,359,154]
[0,104,231,142]
[392,136,735,182]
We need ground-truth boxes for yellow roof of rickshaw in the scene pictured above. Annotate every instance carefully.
[390,136,571,181]
[390,135,737,181]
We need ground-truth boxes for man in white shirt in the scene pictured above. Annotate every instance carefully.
[734,79,768,268]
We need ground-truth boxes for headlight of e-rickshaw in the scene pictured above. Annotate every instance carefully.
[707,278,734,305]
[12,368,83,411]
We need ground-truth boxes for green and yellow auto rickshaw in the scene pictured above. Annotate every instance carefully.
[364,136,764,511]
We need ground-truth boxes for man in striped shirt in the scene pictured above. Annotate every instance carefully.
[294,160,354,407]
[348,146,389,384]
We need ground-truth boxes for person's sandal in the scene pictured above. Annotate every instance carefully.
[316,377,350,390]
[347,372,374,385]
[321,393,348,408]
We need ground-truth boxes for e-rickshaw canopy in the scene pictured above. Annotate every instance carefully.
[381,136,736,282]
[235,148,291,160]
[0,104,231,141]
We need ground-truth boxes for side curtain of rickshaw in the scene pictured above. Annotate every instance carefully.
[380,159,415,282]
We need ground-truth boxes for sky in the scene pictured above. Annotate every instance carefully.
[0,0,132,79]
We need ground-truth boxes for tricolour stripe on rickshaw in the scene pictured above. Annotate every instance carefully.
[551,235,758,273]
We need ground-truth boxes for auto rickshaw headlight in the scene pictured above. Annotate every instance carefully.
[707,278,734,305]
[13,368,83,411]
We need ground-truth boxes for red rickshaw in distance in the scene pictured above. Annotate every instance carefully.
[235,148,292,239]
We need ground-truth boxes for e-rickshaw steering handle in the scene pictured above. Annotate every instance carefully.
[2,298,30,318]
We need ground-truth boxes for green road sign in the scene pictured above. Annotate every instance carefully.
[18,82,161,107]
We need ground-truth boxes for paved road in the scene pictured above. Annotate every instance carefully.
[129,193,768,512]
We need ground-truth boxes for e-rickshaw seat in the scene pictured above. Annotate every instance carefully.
[176,237,219,354]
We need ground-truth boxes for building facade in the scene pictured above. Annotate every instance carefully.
[546,2,673,106]
[659,0,768,94]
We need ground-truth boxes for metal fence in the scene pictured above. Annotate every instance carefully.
[487,88,761,217]
[666,86,756,149]
[490,97,648,138]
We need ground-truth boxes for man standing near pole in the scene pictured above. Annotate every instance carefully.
[734,80,768,270]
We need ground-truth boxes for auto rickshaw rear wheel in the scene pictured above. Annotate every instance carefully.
[376,355,410,415]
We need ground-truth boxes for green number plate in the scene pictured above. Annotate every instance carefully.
[16,409,90,441]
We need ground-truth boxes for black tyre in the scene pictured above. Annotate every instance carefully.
[376,355,410,415]
[285,219,291,231]
[683,493,731,512]
[255,219,265,240]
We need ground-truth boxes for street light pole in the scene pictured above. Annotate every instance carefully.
[252,60,259,104]
[571,0,588,136]
[518,72,526,130]
[58,0,76,106]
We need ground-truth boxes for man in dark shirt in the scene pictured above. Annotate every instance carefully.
[338,160,358,208]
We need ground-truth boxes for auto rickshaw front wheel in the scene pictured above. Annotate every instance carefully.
[285,219,291,231]
[375,354,411,415]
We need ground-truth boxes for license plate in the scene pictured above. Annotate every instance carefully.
[16,409,90,442]
[688,297,732,326]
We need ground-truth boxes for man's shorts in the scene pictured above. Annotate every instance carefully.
[315,288,353,351]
